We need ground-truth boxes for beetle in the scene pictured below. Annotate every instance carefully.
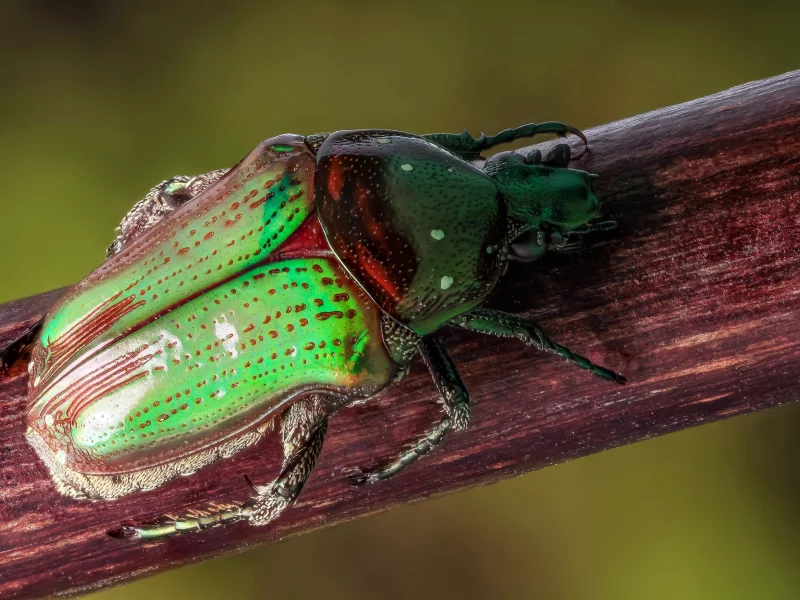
[0,123,624,540]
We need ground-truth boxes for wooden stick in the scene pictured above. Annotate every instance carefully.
[1,71,799,599]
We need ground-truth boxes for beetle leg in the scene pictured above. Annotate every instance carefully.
[107,396,331,540]
[348,337,470,486]
[107,168,229,257]
[248,395,330,525]
[423,122,588,161]
[108,503,252,541]
[449,308,626,384]
[0,318,43,374]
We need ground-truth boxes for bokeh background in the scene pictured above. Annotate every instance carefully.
[2,1,799,598]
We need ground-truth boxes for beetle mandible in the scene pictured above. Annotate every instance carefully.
[0,123,624,540]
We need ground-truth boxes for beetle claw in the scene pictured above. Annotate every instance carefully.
[107,523,141,540]
[610,371,627,385]
[243,474,270,497]
[565,126,589,159]
[597,367,627,385]
[346,469,373,487]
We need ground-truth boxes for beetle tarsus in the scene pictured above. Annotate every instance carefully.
[423,121,588,161]
[348,417,454,485]
[449,309,626,385]
[565,126,590,159]
[348,337,471,485]
[108,504,253,541]
[595,367,627,385]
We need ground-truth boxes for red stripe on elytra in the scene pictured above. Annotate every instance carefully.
[65,352,155,424]
[41,293,146,387]
[37,344,148,421]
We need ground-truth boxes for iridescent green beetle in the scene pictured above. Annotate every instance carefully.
[0,123,624,540]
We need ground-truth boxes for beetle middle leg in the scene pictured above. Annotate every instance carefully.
[0,318,44,374]
[108,395,331,540]
[449,308,626,384]
[423,122,588,161]
[349,337,470,485]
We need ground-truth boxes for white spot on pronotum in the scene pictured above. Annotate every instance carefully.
[430,229,445,240]
[55,450,67,465]
[45,414,54,426]
[401,163,414,172]
[486,246,493,254]
[447,167,454,172]
[441,276,454,290]
[378,137,392,144]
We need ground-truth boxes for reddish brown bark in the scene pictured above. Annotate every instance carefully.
[1,71,798,599]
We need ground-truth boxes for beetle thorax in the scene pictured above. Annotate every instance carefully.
[315,130,509,336]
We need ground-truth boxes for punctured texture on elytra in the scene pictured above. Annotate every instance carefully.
[26,135,396,498]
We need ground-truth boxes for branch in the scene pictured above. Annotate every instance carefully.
[1,71,799,599]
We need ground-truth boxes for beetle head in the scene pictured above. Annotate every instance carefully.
[484,146,600,261]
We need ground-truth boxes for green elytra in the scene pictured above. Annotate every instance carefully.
[0,123,624,540]
[26,136,394,498]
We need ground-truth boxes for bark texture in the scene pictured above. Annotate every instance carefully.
[0,71,798,599]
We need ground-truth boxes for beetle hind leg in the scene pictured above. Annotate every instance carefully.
[247,394,330,525]
[108,395,331,541]
[349,337,470,485]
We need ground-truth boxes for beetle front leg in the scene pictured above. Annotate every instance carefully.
[0,318,43,374]
[349,337,470,485]
[449,308,626,384]
[423,122,588,161]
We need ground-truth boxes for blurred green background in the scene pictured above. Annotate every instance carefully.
[2,1,799,598]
